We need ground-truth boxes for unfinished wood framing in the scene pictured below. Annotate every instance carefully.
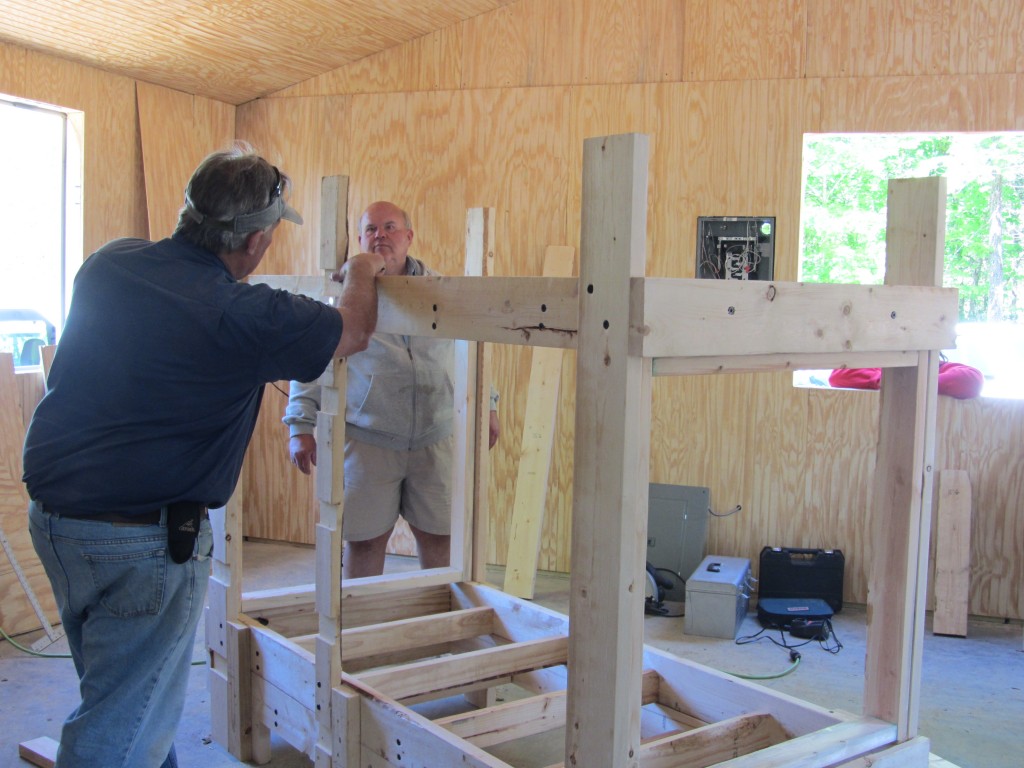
[209,133,956,767]
[503,245,574,599]
[932,470,972,638]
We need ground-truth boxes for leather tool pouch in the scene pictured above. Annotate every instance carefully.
[167,501,205,564]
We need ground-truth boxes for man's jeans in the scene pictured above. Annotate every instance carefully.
[29,500,212,768]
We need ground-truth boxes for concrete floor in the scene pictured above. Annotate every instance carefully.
[2,539,1021,768]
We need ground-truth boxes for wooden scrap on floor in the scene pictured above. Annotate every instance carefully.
[18,736,57,768]
[933,469,972,637]
[503,245,575,599]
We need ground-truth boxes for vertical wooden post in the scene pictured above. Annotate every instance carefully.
[932,469,971,637]
[458,207,493,581]
[314,358,345,767]
[207,466,252,759]
[566,133,651,768]
[864,177,946,740]
[314,174,349,767]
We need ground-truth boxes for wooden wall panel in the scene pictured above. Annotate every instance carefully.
[934,398,1024,619]
[273,0,1024,101]
[138,85,201,239]
[277,26,464,99]
[463,0,689,89]
[948,0,1024,75]
[802,387,879,604]
[0,42,27,94]
[281,0,688,97]
[819,74,1021,133]
[682,0,805,82]
[806,0,1024,78]
[138,82,236,239]
[455,87,575,569]
[239,95,352,544]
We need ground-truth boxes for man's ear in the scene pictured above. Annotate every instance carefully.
[244,229,266,257]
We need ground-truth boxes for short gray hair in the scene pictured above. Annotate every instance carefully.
[174,142,293,253]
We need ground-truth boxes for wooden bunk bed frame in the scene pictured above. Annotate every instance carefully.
[207,133,956,767]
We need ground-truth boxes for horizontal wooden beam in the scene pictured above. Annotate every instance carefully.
[354,680,509,768]
[242,583,315,614]
[653,350,919,376]
[837,736,932,767]
[436,669,662,748]
[249,625,315,711]
[438,689,568,748]
[251,672,317,758]
[633,278,957,359]
[642,646,845,736]
[339,566,462,598]
[251,274,580,348]
[638,713,787,768]
[357,635,568,702]
[341,606,495,661]
[253,274,957,370]
[708,718,897,767]
[378,276,579,348]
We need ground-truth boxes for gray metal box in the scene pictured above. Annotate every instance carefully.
[684,555,752,639]
[647,484,709,601]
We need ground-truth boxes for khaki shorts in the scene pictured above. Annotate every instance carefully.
[342,435,454,541]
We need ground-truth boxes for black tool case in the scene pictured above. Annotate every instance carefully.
[758,547,845,613]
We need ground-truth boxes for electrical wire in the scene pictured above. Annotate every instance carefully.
[709,504,742,518]
[725,651,802,680]
[0,626,71,658]
[0,626,208,665]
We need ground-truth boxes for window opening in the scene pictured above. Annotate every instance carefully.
[0,96,82,369]
[795,132,1024,399]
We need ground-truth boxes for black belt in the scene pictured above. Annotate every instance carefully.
[42,505,162,525]
[42,505,208,526]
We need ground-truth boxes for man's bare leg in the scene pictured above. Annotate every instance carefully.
[410,525,450,569]
[343,529,392,578]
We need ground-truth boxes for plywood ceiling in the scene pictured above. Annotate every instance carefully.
[0,0,515,105]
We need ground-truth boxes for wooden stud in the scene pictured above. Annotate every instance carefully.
[864,177,946,740]
[565,133,651,768]
[465,207,496,583]
[320,175,349,273]
[503,245,575,599]
[932,470,971,637]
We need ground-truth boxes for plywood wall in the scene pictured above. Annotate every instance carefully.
[243,0,1024,621]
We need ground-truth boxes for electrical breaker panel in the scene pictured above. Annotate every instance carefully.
[696,216,775,281]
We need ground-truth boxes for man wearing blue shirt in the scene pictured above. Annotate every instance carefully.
[23,144,384,767]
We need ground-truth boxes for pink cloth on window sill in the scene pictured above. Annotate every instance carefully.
[828,362,984,400]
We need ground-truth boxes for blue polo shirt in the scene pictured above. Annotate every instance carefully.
[23,234,342,513]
